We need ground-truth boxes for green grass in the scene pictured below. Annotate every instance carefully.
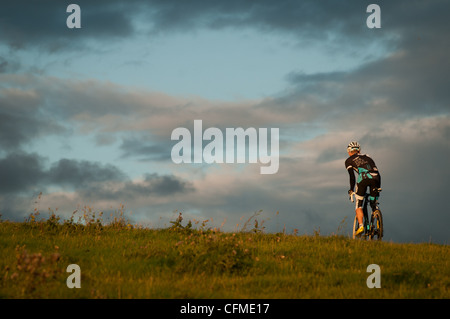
[0,211,449,299]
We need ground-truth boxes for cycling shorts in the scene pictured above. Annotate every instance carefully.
[354,177,380,209]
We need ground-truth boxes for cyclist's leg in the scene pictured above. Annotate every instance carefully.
[368,179,381,212]
[354,182,367,227]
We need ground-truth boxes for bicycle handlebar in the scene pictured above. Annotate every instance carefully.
[349,192,355,203]
[349,189,382,206]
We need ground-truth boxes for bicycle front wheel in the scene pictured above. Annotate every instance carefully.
[370,210,383,240]
[352,215,363,239]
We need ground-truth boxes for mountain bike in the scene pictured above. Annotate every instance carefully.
[350,188,383,240]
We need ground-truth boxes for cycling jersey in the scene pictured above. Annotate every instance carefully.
[345,153,381,208]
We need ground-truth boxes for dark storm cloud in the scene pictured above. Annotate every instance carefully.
[0,152,193,216]
[0,153,125,194]
[0,1,136,51]
[281,12,450,124]
[3,0,445,51]
[0,152,47,194]
[78,173,194,201]
[142,173,194,196]
[254,0,450,128]
[143,0,364,35]
[1,0,363,47]
[0,80,66,150]
[119,135,171,162]
[0,109,45,151]
[47,158,126,188]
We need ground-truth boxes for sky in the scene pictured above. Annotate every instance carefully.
[0,0,449,244]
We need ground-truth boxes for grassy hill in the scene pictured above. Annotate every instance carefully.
[0,211,449,299]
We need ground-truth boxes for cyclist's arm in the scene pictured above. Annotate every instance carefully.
[347,167,355,191]
[371,158,381,186]
[369,156,381,185]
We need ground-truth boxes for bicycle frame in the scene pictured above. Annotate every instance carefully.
[362,194,373,234]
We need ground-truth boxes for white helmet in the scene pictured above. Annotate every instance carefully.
[347,141,360,153]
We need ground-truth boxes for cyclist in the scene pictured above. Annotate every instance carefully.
[345,141,381,236]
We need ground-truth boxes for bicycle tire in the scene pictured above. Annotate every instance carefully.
[370,210,383,240]
[352,216,366,239]
[352,215,358,239]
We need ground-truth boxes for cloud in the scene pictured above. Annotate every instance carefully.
[282,45,450,128]
[0,152,47,194]
[0,83,65,151]
[3,0,441,53]
[78,173,194,201]
[119,134,172,162]
[0,149,194,196]
[0,74,290,142]
[0,151,195,223]
[0,1,137,51]
[4,0,360,50]
[47,158,127,188]
[3,0,448,137]
[0,153,124,194]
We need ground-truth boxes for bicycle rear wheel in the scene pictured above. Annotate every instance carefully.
[370,210,383,240]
